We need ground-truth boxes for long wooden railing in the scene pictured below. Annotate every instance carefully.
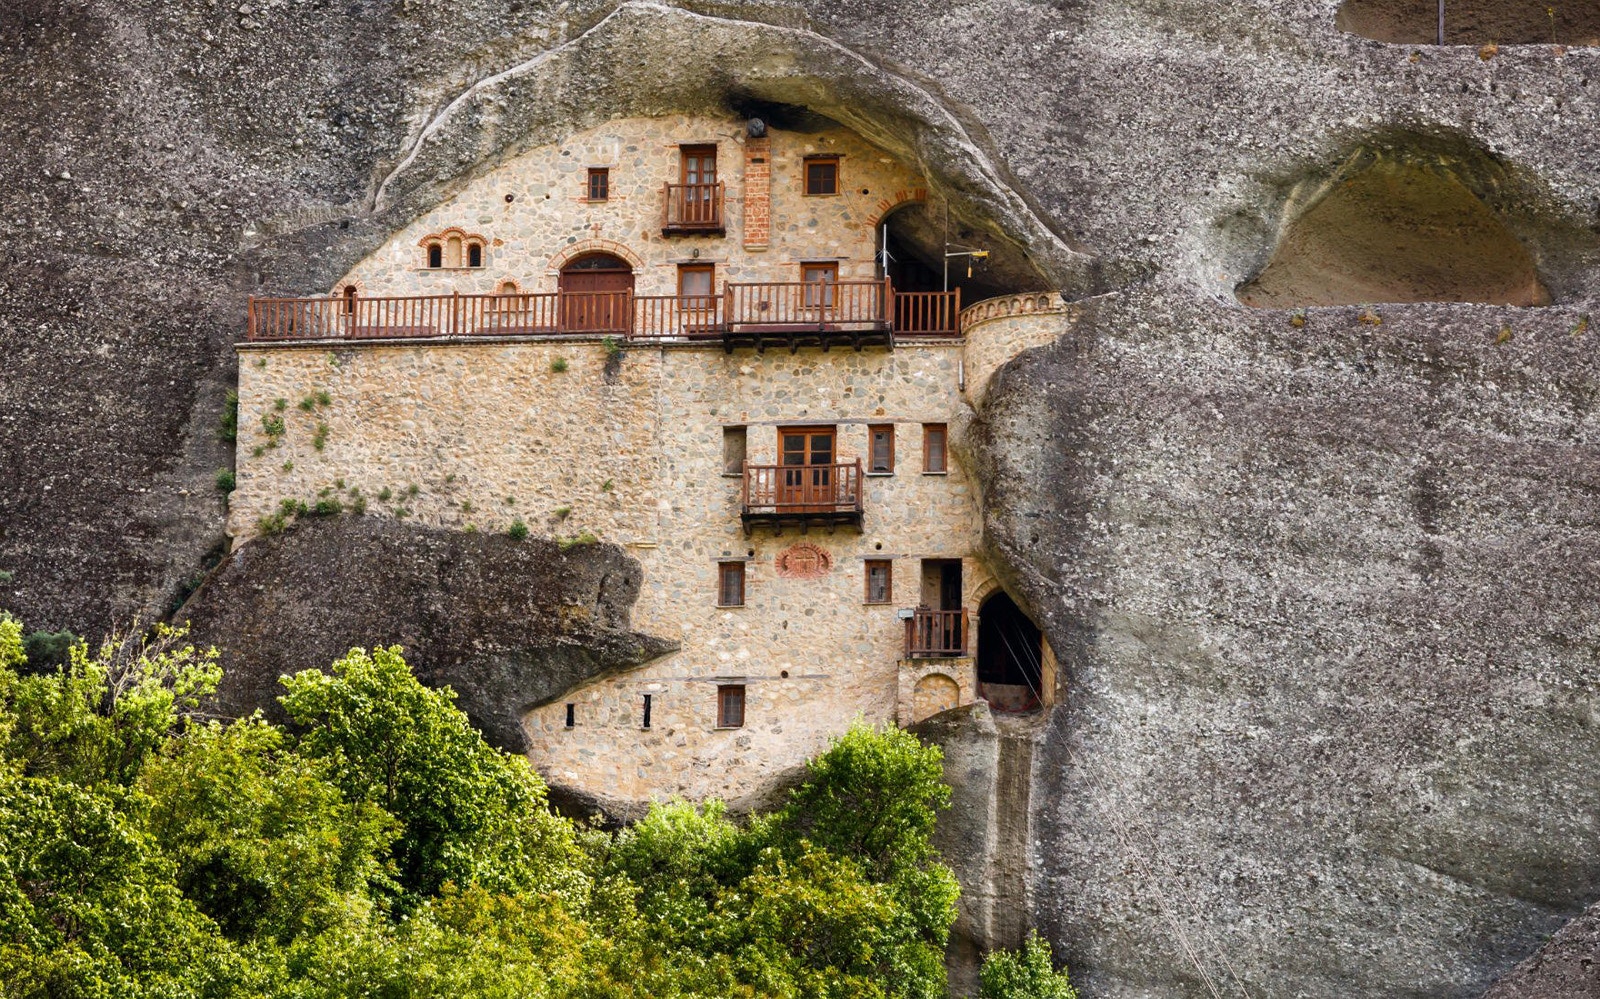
[246,286,963,342]
[662,182,724,232]
[742,461,864,516]
[726,280,888,329]
[905,608,968,658]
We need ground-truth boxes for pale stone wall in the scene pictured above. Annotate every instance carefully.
[901,658,977,724]
[960,293,1076,408]
[233,337,1003,803]
[332,114,926,299]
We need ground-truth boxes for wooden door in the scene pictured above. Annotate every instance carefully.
[559,256,634,332]
[779,428,835,510]
[680,146,717,225]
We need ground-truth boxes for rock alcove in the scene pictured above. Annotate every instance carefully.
[1337,0,1600,45]
[1237,150,1551,308]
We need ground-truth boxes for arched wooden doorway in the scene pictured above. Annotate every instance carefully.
[559,252,634,333]
[977,591,1044,713]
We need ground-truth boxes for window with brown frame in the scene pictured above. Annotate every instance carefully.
[678,263,715,299]
[805,156,840,196]
[923,423,948,474]
[467,243,482,268]
[722,426,747,476]
[801,262,838,308]
[717,561,745,607]
[869,425,894,474]
[717,684,745,728]
[587,167,610,201]
[865,560,893,604]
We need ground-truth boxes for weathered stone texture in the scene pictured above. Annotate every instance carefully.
[232,336,1002,803]
[972,295,1600,999]
[179,515,675,752]
[9,0,1600,996]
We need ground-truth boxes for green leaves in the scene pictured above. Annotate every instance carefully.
[0,616,999,999]
[280,646,584,909]
[979,931,1079,999]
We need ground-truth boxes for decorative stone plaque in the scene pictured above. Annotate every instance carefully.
[774,542,833,579]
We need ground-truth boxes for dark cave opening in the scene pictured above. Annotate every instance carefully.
[977,591,1045,714]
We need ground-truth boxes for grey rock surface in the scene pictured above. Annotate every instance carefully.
[4,0,1600,996]
[179,516,675,753]
[1481,900,1600,999]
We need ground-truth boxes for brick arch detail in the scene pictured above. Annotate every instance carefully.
[867,187,929,227]
[547,239,645,273]
[330,277,366,298]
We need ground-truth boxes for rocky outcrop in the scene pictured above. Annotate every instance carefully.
[1481,901,1600,999]
[179,516,675,752]
[971,295,1600,999]
[7,1,1600,997]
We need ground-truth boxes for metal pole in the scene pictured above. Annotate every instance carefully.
[1437,0,1445,45]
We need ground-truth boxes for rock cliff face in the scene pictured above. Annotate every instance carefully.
[5,1,1600,996]
[179,517,676,754]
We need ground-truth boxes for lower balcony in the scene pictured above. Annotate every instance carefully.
[904,608,969,658]
[740,461,863,535]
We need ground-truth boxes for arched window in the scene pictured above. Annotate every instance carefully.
[342,285,358,314]
[418,227,487,270]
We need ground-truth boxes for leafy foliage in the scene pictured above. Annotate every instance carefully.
[0,613,1019,999]
[279,646,584,908]
[979,931,1079,999]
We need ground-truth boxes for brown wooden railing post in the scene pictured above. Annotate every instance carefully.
[953,286,962,336]
[247,295,256,341]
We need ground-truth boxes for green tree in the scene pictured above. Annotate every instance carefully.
[138,717,398,943]
[2,624,219,788]
[0,775,250,998]
[979,931,1078,999]
[279,646,585,908]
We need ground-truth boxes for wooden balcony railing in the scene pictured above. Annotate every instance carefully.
[894,288,962,336]
[726,280,889,330]
[905,608,968,658]
[662,182,725,234]
[741,460,864,533]
[245,287,963,342]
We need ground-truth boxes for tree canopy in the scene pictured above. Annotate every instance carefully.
[0,610,1069,998]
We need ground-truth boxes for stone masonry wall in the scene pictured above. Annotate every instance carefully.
[233,336,1001,804]
[332,114,924,298]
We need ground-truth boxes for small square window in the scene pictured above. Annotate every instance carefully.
[587,167,609,201]
[723,426,747,476]
[869,425,894,474]
[865,560,893,604]
[717,684,745,728]
[718,561,745,607]
[564,703,575,729]
[805,157,839,196]
[923,424,948,474]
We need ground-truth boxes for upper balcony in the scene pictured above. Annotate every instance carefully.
[740,460,863,535]
[662,182,725,236]
[245,282,962,347]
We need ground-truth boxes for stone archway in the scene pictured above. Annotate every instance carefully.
[977,591,1044,713]
[911,673,961,723]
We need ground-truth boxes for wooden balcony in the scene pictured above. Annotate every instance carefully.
[741,461,864,535]
[662,182,725,235]
[905,608,968,658]
[245,287,963,344]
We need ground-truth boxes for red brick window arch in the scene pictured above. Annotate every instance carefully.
[419,227,486,269]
